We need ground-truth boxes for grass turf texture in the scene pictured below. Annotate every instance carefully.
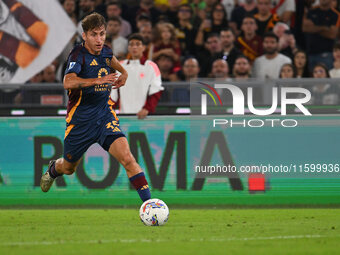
[0,208,339,255]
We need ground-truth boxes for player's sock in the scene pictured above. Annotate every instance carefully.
[48,161,63,179]
[129,172,151,202]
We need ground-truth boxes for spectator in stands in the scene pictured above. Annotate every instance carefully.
[236,15,263,63]
[310,63,339,105]
[78,0,95,21]
[175,4,197,57]
[330,42,340,78]
[197,33,223,77]
[230,0,258,35]
[106,1,132,38]
[92,0,106,17]
[110,34,163,119]
[163,0,182,25]
[233,55,252,79]
[195,3,229,47]
[42,65,58,83]
[210,59,230,79]
[155,54,178,82]
[106,17,128,60]
[293,50,310,78]
[271,0,296,24]
[136,14,153,32]
[313,63,330,78]
[220,28,242,75]
[175,57,200,81]
[273,22,297,59]
[62,0,76,18]
[254,0,279,36]
[303,0,339,70]
[139,23,154,60]
[252,32,291,79]
[14,71,44,104]
[171,57,200,103]
[126,0,161,32]
[204,0,220,13]
[153,23,181,72]
[279,63,297,78]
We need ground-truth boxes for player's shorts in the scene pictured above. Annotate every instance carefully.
[63,114,125,162]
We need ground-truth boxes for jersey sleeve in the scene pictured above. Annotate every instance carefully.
[147,61,164,95]
[64,47,83,75]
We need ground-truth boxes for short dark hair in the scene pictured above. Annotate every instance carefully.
[206,33,220,40]
[108,16,121,25]
[82,12,106,33]
[220,27,235,36]
[128,33,145,45]
[242,14,256,22]
[137,14,151,22]
[334,42,340,51]
[107,1,121,9]
[263,32,279,42]
[235,55,250,62]
[179,4,193,14]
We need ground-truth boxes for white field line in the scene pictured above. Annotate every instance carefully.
[0,234,337,246]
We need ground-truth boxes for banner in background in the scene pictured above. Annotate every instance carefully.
[0,116,340,205]
[0,0,76,83]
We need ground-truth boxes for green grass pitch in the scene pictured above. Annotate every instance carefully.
[0,208,339,255]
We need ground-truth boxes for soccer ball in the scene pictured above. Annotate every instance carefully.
[139,198,169,226]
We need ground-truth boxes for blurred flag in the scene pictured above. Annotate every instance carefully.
[0,0,76,83]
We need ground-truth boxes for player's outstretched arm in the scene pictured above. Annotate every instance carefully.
[63,73,118,89]
[110,56,128,89]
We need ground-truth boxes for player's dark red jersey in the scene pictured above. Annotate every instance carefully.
[64,44,116,125]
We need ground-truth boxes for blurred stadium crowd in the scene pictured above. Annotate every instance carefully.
[8,0,340,107]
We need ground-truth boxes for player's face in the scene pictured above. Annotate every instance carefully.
[263,37,278,55]
[128,39,145,59]
[83,26,106,54]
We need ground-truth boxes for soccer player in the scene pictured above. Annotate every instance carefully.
[40,13,151,202]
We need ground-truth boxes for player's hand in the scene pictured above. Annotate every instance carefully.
[112,72,128,89]
[99,73,118,85]
[137,108,149,119]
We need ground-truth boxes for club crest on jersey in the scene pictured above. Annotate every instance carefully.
[90,59,98,66]
[106,58,110,66]
[98,68,108,78]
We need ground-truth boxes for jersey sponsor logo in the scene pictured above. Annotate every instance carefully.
[90,59,98,66]
[68,62,76,70]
